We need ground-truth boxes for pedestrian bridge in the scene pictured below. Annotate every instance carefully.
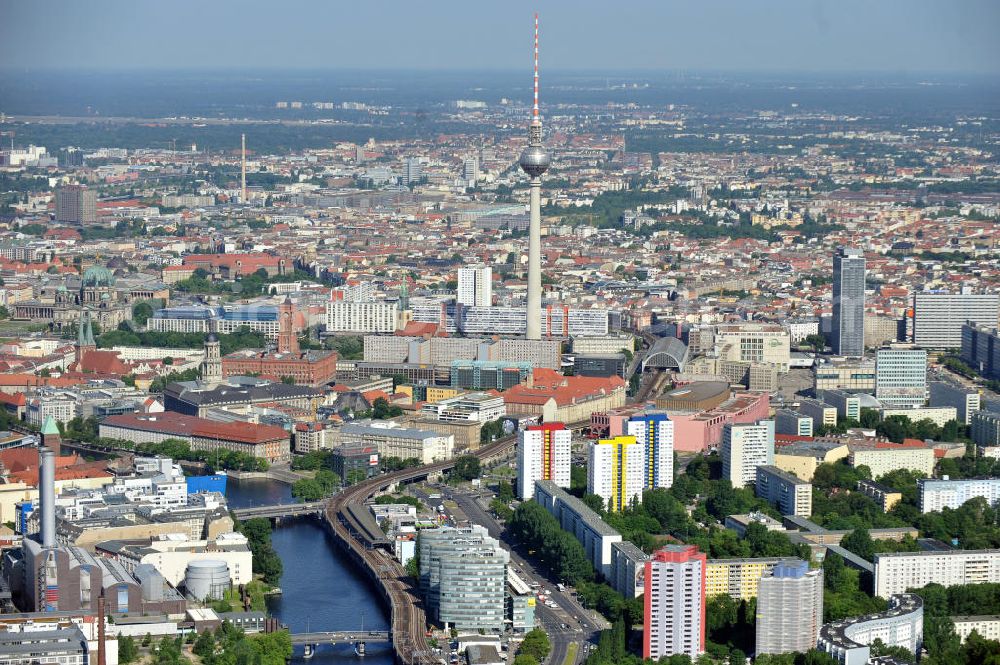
[231,500,326,520]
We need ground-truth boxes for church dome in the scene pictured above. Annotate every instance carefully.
[82,265,116,287]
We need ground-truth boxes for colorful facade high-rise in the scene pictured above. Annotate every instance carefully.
[588,435,645,512]
[517,422,572,500]
[625,413,675,491]
[644,545,706,660]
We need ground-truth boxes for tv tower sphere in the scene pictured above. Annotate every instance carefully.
[520,142,551,178]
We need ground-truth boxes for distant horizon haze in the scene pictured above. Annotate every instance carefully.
[1,0,998,75]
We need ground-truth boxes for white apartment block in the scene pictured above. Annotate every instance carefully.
[419,392,506,423]
[326,301,398,333]
[798,398,838,427]
[572,334,635,356]
[875,346,928,408]
[874,549,1000,598]
[409,299,611,337]
[516,424,572,500]
[953,615,1000,643]
[848,445,936,479]
[147,316,211,334]
[918,477,1000,513]
[913,292,1000,350]
[457,265,493,307]
[756,465,813,517]
[715,323,791,372]
[819,593,923,665]
[492,338,560,370]
[130,533,252,587]
[26,395,78,426]
[722,420,775,488]
[214,318,280,338]
[363,335,414,363]
[928,381,981,425]
[879,406,957,428]
[333,420,454,464]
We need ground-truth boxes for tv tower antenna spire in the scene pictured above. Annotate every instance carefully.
[532,12,540,122]
[519,12,550,341]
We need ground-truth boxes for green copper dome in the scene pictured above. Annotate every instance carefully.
[82,265,116,287]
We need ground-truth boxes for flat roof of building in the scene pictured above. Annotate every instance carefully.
[820,594,922,650]
[535,480,621,538]
[875,548,1000,560]
[660,381,730,403]
[757,465,810,485]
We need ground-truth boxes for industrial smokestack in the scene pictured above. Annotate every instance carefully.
[39,446,56,548]
[97,591,107,665]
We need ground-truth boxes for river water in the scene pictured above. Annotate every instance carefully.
[226,478,394,664]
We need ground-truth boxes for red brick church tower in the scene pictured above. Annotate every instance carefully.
[276,296,299,355]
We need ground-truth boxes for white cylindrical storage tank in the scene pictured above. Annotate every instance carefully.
[184,559,230,601]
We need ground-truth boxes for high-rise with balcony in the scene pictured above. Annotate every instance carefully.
[832,247,865,357]
[516,422,571,500]
[588,435,645,512]
[457,265,493,307]
[625,413,674,491]
[643,545,706,661]
[721,420,775,489]
[756,560,824,655]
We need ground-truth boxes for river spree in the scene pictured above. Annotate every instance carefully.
[226,478,394,664]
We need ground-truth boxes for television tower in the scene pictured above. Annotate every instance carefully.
[519,13,550,341]
[241,133,248,204]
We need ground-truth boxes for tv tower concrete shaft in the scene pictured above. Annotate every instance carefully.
[241,133,247,204]
[519,13,550,341]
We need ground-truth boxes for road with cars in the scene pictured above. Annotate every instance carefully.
[448,488,607,665]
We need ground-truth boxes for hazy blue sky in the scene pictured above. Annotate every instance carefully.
[2,0,998,75]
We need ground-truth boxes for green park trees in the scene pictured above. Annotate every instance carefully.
[517,629,551,663]
[291,469,340,501]
[451,455,481,481]
[237,518,283,586]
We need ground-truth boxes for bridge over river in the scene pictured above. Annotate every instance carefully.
[289,630,392,658]
[230,500,326,521]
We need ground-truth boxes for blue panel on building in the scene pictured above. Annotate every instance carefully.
[186,474,228,495]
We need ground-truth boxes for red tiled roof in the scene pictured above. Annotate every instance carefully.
[0,374,81,389]
[0,448,80,474]
[103,412,289,444]
[0,391,27,407]
[72,350,130,376]
[504,369,625,407]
